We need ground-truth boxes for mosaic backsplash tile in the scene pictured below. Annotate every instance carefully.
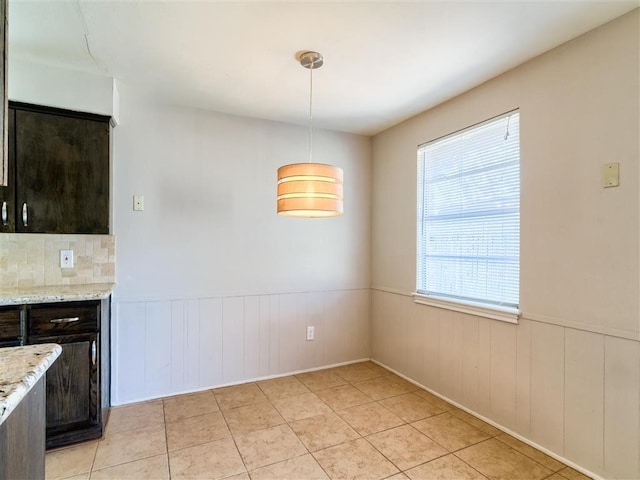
[0,234,115,288]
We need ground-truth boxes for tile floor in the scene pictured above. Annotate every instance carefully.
[45,361,592,480]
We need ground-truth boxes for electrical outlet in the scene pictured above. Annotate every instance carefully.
[306,326,315,341]
[60,250,74,269]
[133,195,145,211]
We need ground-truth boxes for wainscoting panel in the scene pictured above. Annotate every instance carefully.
[564,329,604,471]
[371,288,640,480]
[490,320,517,431]
[530,321,565,455]
[460,313,479,413]
[603,335,640,478]
[112,288,371,405]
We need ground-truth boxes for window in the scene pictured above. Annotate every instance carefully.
[416,110,520,322]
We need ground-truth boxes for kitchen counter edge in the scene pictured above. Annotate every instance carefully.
[0,283,115,306]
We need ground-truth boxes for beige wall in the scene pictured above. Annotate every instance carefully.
[371,10,639,480]
[110,85,372,404]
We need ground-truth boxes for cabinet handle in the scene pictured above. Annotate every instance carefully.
[91,340,97,366]
[22,203,28,226]
[49,317,80,324]
[1,201,6,225]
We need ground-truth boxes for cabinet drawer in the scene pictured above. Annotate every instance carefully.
[28,301,99,336]
[0,307,21,342]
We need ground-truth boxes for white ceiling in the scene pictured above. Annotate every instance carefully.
[8,1,639,136]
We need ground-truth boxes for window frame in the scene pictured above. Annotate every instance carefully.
[414,110,521,323]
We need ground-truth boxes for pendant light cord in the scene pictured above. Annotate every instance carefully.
[309,65,313,163]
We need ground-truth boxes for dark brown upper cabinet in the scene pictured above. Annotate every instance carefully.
[0,102,110,234]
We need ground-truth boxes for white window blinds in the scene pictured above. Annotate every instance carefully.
[417,110,520,310]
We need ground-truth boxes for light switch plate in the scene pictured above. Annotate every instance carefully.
[602,163,620,188]
[60,250,74,269]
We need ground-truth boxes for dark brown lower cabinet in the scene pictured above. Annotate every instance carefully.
[0,305,21,347]
[26,298,110,449]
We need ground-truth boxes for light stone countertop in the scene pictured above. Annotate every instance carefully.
[0,343,62,425]
[0,283,115,306]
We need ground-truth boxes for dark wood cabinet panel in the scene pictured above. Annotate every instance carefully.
[15,108,109,234]
[1,103,110,234]
[28,301,98,336]
[25,298,110,449]
[0,377,46,480]
[0,107,14,232]
[43,338,95,428]
[0,305,20,343]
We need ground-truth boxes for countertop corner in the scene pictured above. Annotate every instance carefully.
[0,344,62,425]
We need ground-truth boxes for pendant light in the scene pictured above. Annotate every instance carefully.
[277,51,344,217]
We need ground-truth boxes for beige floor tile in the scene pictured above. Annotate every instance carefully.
[93,423,167,470]
[45,441,98,480]
[386,474,410,480]
[106,400,164,435]
[405,454,488,480]
[313,438,399,480]
[272,392,333,422]
[556,466,593,479]
[455,438,553,480]
[163,390,219,423]
[367,424,448,471]
[449,408,502,436]
[89,454,169,480]
[412,413,490,452]
[353,376,411,400]
[363,361,392,376]
[290,411,360,452]
[338,402,404,436]
[224,473,251,480]
[168,436,246,480]
[166,411,230,451]
[332,362,383,383]
[222,401,285,434]
[413,389,457,411]
[384,374,423,392]
[257,376,311,399]
[234,424,307,471]
[315,384,372,410]
[495,433,565,471]
[57,475,89,480]
[249,453,329,480]
[296,370,348,391]
[213,383,267,410]
[379,392,445,422]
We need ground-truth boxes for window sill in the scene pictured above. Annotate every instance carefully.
[412,293,520,324]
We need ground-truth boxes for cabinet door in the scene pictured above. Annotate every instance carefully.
[31,333,100,446]
[0,107,14,231]
[15,108,109,234]
[0,305,21,346]
[45,337,97,428]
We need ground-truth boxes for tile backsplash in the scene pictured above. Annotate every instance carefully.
[0,234,115,288]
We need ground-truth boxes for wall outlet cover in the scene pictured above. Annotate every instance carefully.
[60,249,74,269]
